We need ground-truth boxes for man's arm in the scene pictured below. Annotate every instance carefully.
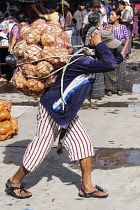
[69,31,122,73]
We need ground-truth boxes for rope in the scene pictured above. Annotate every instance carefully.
[62,0,65,17]
[17,46,92,110]
[18,55,83,80]
[17,46,90,81]
[17,53,84,67]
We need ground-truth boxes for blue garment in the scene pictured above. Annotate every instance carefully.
[40,43,123,129]
[71,26,78,53]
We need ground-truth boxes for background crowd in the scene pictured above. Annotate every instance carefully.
[0,0,140,101]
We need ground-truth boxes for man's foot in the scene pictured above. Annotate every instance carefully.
[79,185,109,198]
[5,179,32,199]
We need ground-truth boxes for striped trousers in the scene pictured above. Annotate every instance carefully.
[23,103,94,172]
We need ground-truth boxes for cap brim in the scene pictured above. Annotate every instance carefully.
[106,40,122,49]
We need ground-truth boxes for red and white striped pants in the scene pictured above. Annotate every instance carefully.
[23,103,94,172]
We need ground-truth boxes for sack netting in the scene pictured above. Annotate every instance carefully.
[12,19,73,98]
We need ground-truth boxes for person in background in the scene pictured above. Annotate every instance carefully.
[27,1,42,23]
[4,13,26,82]
[104,8,129,96]
[81,2,87,17]
[124,0,133,17]
[8,5,19,23]
[61,1,73,42]
[8,13,27,54]
[82,12,101,45]
[119,1,133,59]
[105,0,112,21]
[59,1,77,53]
[132,4,138,46]
[100,1,108,28]
[31,2,59,24]
[83,12,105,104]
[85,2,92,13]
[73,5,84,46]
[0,5,19,82]
[107,0,113,17]
[82,0,103,31]
[0,2,9,82]
[124,0,134,47]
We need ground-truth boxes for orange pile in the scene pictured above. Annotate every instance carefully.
[0,99,19,141]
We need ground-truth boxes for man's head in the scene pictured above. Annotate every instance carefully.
[92,0,101,12]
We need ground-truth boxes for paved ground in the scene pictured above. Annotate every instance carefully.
[0,37,140,210]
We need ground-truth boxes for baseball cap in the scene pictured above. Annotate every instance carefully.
[101,30,122,49]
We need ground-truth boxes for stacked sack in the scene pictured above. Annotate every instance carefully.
[12,19,73,98]
[0,99,19,141]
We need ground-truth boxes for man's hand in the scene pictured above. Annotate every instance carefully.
[89,31,102,47]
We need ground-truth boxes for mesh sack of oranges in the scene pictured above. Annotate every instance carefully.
[0,99,19,141]
[12,20,73,98]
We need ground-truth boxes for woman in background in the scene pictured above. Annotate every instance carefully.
[83,12,105,104]
[104,8,129,96]
[118,1,132,59]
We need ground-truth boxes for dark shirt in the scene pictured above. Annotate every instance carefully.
[40,43,123,128]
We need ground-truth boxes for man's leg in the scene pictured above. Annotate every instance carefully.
[63,115,109,198]
[8,164,31,197]
[79,157,109,197]
[6,104,61,198]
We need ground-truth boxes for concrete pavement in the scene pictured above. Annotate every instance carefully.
[0,36,140,210]
[0,92,140,210]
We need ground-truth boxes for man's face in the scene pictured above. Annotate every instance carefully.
[92,6,100,12]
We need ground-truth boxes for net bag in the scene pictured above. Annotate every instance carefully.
[12,19,73,98]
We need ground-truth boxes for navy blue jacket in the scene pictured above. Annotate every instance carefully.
[40,43,123,129]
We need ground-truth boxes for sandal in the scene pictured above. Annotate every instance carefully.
[78,185,109,198]
[5,179,32,199]
[89,99,105,104]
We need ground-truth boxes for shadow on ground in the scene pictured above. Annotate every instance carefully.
[3,139,81,190]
